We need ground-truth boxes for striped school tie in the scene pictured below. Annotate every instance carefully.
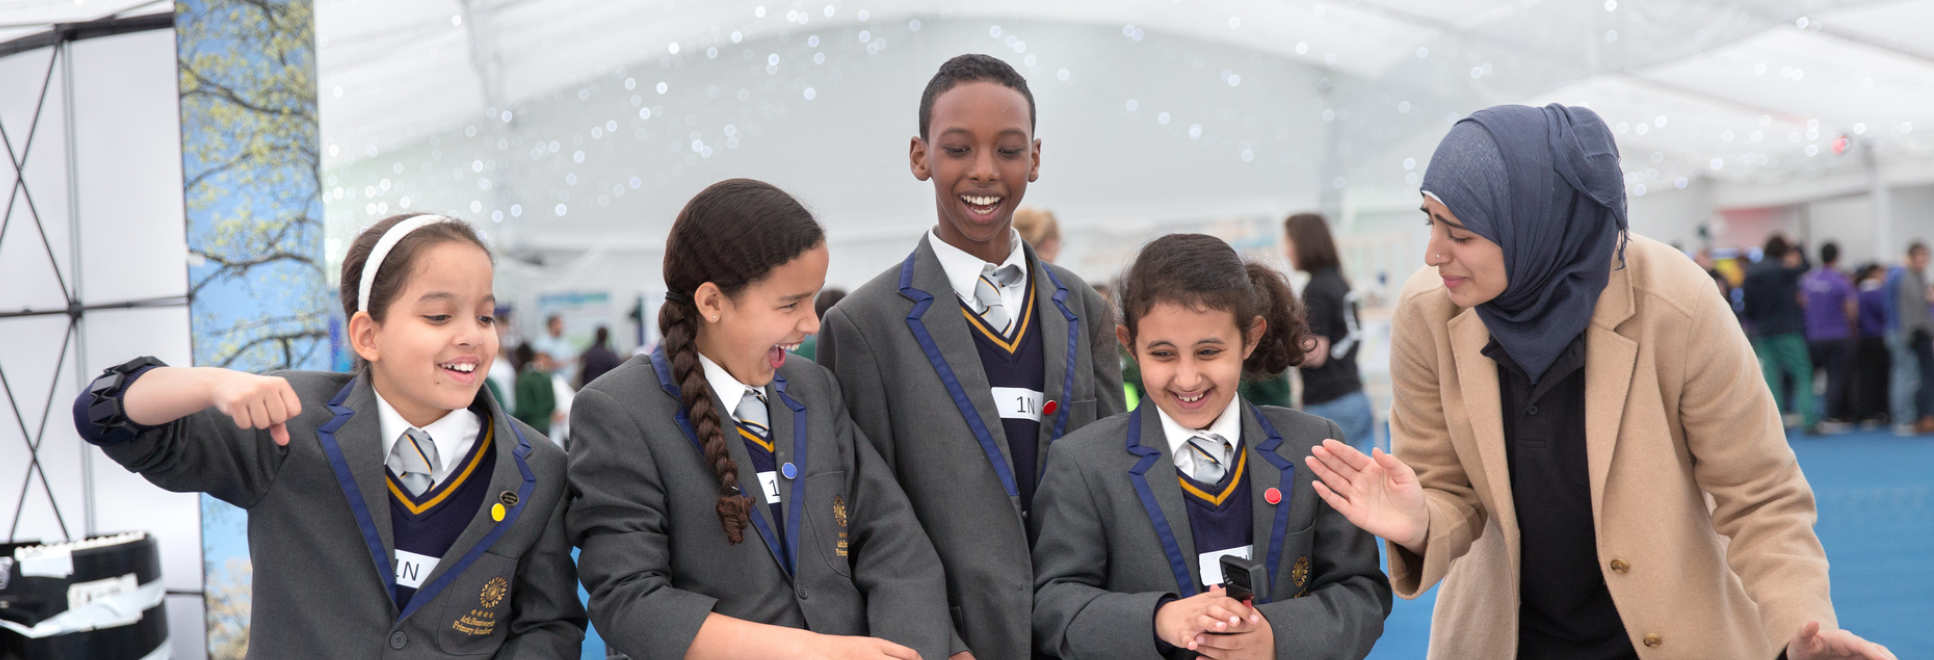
[972,263,1026,335]
[387,428,441,496]
[734,388,770,440]
[1185,433,1233,484]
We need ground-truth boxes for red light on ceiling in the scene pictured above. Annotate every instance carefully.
[1833,134,1851,155]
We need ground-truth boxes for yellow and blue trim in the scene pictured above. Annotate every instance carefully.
[316,377,536,622]
[387,424,494,516]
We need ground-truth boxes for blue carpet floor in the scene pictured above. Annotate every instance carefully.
[577,430,1934,659]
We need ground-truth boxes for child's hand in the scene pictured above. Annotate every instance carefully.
[1155,586,1260,650]
[1191,611,1275,660]
[207,371,302,446]
[800,633,921,660]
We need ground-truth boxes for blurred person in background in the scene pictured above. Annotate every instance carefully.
[1742,234,1813,431]
[1283,212,1376,452]
[1802,242,1857,431]
[1012,207,1062,264]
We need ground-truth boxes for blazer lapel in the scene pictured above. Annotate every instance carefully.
[647,349,791,576]
[400,388,538,622]
[1033,246,1081,476]
[1584,262,1638,518]
[1447,308,1519,554]
[1242,404,1296,601]
[1124,405,1201,595]
[316,375,399,611]
[771,374,810,577]
[898,237,1023,505]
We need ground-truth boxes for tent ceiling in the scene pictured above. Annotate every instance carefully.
[311,0,1934,196]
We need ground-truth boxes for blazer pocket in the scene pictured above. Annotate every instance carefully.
[802,470,853,578]
[430,551,519,656]
[1064,398,1098,428]
[1269,524,1317,602]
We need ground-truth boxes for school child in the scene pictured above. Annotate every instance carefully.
[71,214,586,658]
[567,179,950,659]
[512,343,557,435]
[815,52,1125,659]
[1030,234,1391,659]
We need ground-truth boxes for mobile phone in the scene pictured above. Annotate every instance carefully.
[1220,554,1263,602]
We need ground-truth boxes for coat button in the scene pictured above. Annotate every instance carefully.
[1526,405,1540,416]
[1610,559,1630,574]
[389,631,407,650]
[1643,633,1662,648]
[797,586,809,601]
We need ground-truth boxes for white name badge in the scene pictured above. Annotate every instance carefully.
[1197,545,1253,587]
[395,549,442,590]
[991,387,1046,422]
[758,471,782,504]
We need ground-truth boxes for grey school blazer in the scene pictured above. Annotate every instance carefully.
[1031,403,1392,660]
[818,234,1125,658]
[77,369,585,659]
[566,350,950,659]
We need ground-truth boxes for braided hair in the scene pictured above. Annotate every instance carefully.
[659,179,825,543]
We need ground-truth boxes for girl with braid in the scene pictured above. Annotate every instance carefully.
[567,178,951,659]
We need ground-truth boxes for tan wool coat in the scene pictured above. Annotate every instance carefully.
[1386,234,1835,658]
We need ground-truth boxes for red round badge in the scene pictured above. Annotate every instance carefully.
[1264,487,1282,505]
[1042,400,1059,416]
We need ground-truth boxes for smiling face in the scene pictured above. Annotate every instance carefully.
[1421,195,1508,308]
[351,241,499,427]
[693,243,829,387]
[910,81,1041,263]
[1120,302,1263,430]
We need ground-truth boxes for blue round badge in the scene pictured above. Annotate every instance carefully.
[781,462,797,479]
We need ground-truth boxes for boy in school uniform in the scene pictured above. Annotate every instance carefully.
[71,215,584,658]
[817,53,1124,658]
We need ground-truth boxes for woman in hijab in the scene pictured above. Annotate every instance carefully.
[1304,104,1893,659]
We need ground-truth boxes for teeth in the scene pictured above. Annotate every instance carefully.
[961,194,1000,206]
[1177,392,1204,403]
[441,363,475,373]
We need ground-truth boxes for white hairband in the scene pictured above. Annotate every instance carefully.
[357,214,458,313]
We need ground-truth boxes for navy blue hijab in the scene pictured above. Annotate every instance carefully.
[1420,104,1628,384]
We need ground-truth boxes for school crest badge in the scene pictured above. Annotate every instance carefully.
[480,576,508,608]
[833,495,850,557]
[455,577,509,636]
[1291,556,1311,589]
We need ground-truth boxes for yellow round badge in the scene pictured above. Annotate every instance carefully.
[491,502,506,522]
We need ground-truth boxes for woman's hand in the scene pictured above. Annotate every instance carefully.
[1787,621,1896,660]
[1305,439,1430,552]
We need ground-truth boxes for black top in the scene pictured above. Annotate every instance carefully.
[1298,268,1364,406]
[578,344,624,388]
[1484,335,1637,660]
[1741,259,1809,337]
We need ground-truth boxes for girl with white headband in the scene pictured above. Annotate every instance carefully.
[72,213,586,658]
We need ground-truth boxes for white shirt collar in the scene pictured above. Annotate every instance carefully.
[373,385,482,483]
[928,228,1029,303]
[697,352,760,418]
[1155,395,1244,458]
